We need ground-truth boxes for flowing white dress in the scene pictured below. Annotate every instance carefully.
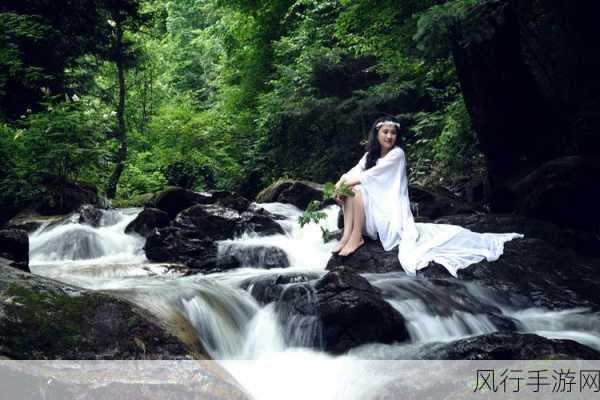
[340,146,524,277]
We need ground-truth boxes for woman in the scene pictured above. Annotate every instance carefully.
[332,116,523,277]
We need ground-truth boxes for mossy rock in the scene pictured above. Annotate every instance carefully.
[0,265,203,359]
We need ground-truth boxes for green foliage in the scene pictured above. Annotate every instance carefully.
[298,181,354,242]
[15,97,112,184]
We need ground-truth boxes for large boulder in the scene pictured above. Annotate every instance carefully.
[256,180,327,210]
[452,0,600,210]
[219,243,290,269]
[125,208,171,237]
[0,264,200,359]
[240,273,321,305]
[509,156,600,232]
[276,268,410,354]
[151,187,212,219]
[435,213,600,256]
[144,204,284,273]
[408,185,480,220]
[326,238,402,273]
[419,332,600,360]
[77,204,104,227]
[0,229,29,272]
[455,238,600,310]
[36,180,104,216]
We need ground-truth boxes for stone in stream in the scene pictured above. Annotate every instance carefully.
[256,179,334,210]
[152,187,213,219]
[78,204,104,227]
[418,332,600,360]
[0,262,204,359]
[326,238,402,274]
[144,203,285,273]
[276,268,410,354]
[125,208,170,237]
[0,229,29,273]
[240,273,321,305]
[219,243,289,269]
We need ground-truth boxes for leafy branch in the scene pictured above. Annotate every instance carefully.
[298,181,355,242]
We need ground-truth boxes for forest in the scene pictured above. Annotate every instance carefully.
[0,0,482,216]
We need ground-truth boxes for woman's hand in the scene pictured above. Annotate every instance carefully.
[334,179,345,205]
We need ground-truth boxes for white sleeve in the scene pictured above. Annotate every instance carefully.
[341,152,368,180]
[358,147,404,187]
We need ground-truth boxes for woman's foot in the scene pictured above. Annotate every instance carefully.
[338,238,365,257]
[332,237,350,254]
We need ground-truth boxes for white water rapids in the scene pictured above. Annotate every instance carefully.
[27,203,600,400]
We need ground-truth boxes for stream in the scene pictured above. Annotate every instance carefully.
[27,202,600,400]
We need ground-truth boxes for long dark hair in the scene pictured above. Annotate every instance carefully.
[365,116,402,170]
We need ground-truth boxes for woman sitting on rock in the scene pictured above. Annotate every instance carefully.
[332,116,523,277]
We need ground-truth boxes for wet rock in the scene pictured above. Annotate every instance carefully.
[326,238,402,273]
[256,180,326,210]
[0,229,29,273]
[435,213,600,256]
[277,268,410,354]
[78,204,104,227]
[209,190,250,213]
[4,221,42,233]
[240,273,320,305]
[0,264,200,359]
[419,332,600,360]
[33,228,105,261]
[220,243,289,269]
[125,208,170,237]
[456,237,600,310]
[152,187,212,219]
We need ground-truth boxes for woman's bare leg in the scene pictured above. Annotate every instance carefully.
[332,197,354,253]
[338,187,365,256]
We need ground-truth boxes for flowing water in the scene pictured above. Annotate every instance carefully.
[28,202,600,400]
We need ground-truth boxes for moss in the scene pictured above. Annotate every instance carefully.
[1,283,97,358]
[255,179,295,203]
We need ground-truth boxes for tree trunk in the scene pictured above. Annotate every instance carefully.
[106,21,128,199]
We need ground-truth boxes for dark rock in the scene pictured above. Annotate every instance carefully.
[78,204,104,227]
[457,237,600,310]
[219,243,289,269]
[509,156,600,232]
[239,211,286,236]
[4,221,42,233]
[0,229,29,273]
[152,187,212,219]
[36,180,104,216]
[238,169,263,201]
[209,190,250,213]
[276,268,410,354]
[240,273,320,305]
[0,264,200,359]
[452,0,600,209]
[420,332,600,360]
[175,204,240,240]
[125,208,170,237]
[326,238,402,274]
[409,185,480,220]
[435,213,600,256]
[256,180,325,210]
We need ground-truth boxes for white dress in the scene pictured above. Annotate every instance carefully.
[340,146,524,277]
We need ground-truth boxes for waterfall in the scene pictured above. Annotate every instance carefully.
[25,201,600,399]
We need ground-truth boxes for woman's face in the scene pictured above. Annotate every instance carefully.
[377,123,397,152]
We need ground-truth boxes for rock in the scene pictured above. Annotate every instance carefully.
[509,156,600,232]
[152,187,212,219]
[219,243,290,269]
[0,264,200,359]
[276,268,410,354]
[256,180,326,210]
[209,190,250,213]
[0,229,29,272]
[326,239,402,273]
[4,221,42,233]
[457,237,600,310]
[409,185,480,220]
[78,204,104,227]
[420,332,600,360]
[452,0,600,209]
[36,180,104,216]
[125,208,170,237]
[240,273,320,305]
[435,213,600,256]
